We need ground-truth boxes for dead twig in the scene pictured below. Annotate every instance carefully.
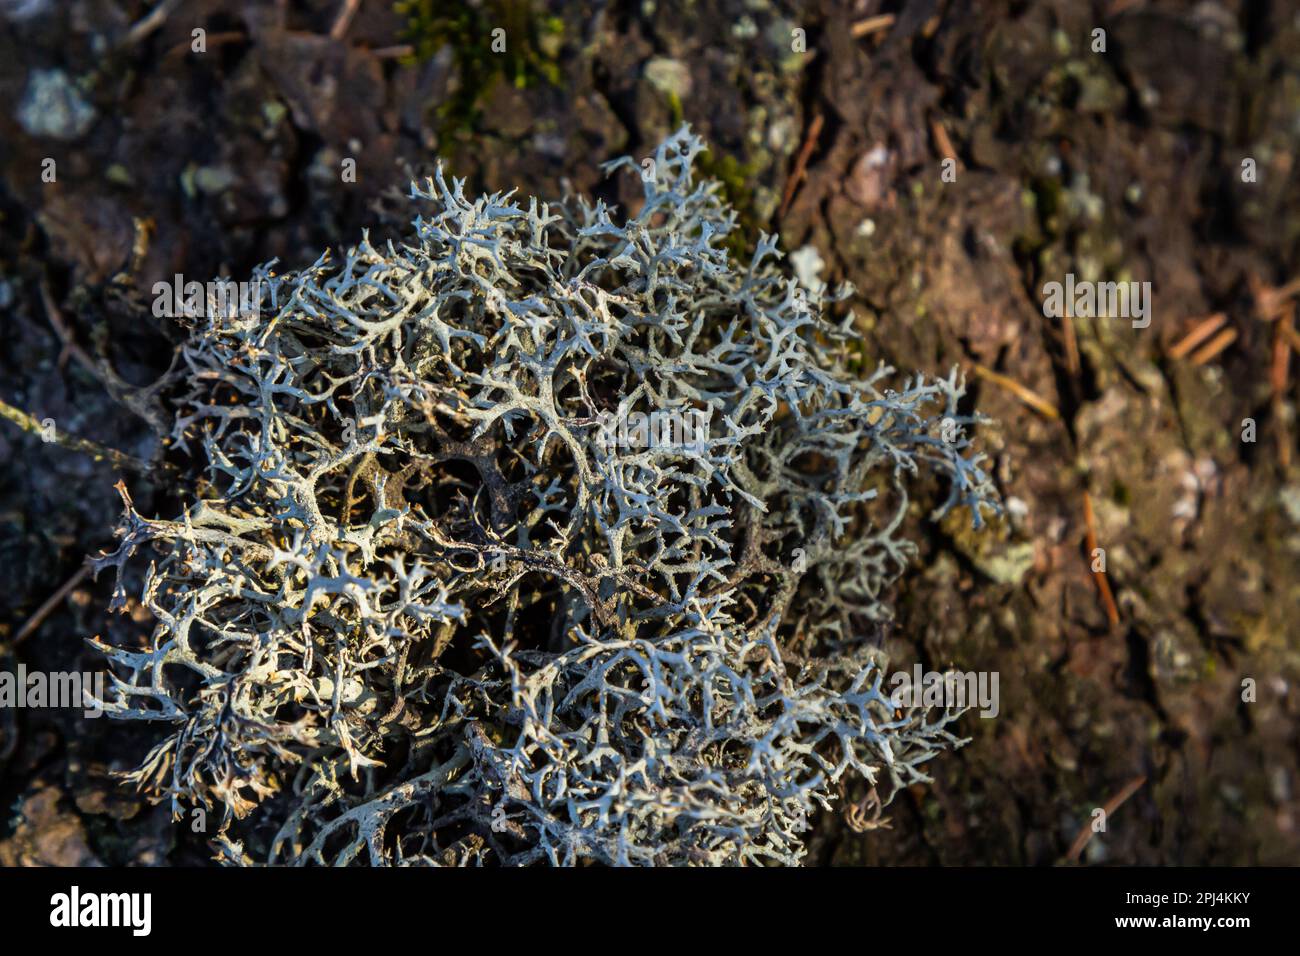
[1066,774,1147,862]
[1082,490,1120,630]
[1271,304,1294,469]
[1277,317,1300,354]
[972,364,1060,420]
[0,395,166,477]
[1167,312,1227,360]
[929,117,959,166]
[1250,273,1300,321]
[850,14,896,39]
[40,276,99,377]
[13,561,92,646]
[163,30,248,61]
[779,113,824,221]
[330,0,362,41]
[1060,308,1081,377]
[1187,327,1238,366]
[123,0,182,48]
[41,274,180,438]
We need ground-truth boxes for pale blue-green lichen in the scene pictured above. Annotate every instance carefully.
[92,128,998,866]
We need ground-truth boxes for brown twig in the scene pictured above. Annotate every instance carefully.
[330,0,362,41]
[1066,774,1147,862]
[1167,312,1226,360]
[1251,273,1300,321]
[41,274,178,437]
[1187,327,1238,366]
[1277,317,1300,354]
[40,276,98,377]
[929,117,959,166]
[1272,304,1294,469]
[972,364,1060,420]
[1060,308,1081,377]
[123,0,182,48]
[1270,303,1293,393]
[1082,490,1120,630]
[162,30,248,61]
[779,113,824,221]
[13,561,92,646]
[849,13,896,39]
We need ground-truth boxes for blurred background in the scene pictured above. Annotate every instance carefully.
[0,0,1297,865]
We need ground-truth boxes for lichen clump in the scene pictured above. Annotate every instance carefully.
[92,128,998,865]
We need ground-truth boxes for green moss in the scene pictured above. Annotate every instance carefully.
[395,0,564,137]
[663,90,683,128]
[695,147,764,260]
[844,337,871,376]
[1111,480,1130,507]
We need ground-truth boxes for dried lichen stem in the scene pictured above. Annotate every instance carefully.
[0,395,160,476]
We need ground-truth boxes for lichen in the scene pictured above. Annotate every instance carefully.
[91,127,999,866]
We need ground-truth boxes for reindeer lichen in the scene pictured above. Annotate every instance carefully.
[91,127,999,866]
